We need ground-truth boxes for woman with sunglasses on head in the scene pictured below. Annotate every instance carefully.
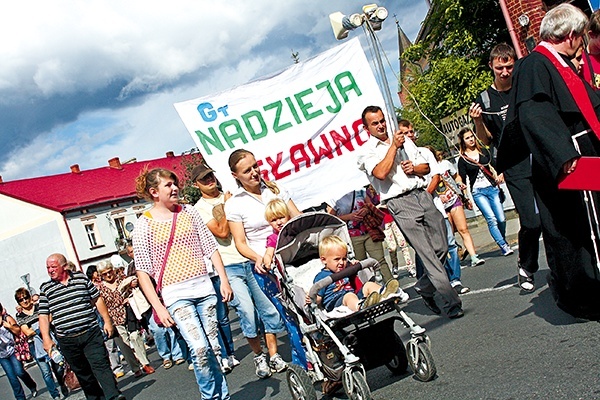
[15,288,67,399]
[96,260,154,378]
[457,127,513,256]
[133,167,232,400]
[0,302,38,400]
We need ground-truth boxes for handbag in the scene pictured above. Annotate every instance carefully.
[460,151,498,188]
[152,207,179,327]
[63,363,81,391]
[460,152,506,203]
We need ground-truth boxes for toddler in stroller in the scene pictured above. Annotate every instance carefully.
[271,212,437,400]
[313,235,408,312]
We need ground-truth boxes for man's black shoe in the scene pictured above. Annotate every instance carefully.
[448,308,465,319]
[422,296,441,314]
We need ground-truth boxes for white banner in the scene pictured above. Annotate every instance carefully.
[174,38,388,210]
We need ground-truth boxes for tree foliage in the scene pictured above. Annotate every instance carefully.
[400,0,511,151]
[179,148,204,205]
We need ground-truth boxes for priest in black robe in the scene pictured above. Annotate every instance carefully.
[498,4,600,320]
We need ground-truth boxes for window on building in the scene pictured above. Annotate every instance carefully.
[85,224,99,248]
[114,217,126,239]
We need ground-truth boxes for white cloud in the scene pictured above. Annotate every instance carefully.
[0,0,429,181]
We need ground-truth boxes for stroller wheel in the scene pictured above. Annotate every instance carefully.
[407,340,437,382]
[286,363,317,400]
[342,370,372,400]
[385,333,409,375]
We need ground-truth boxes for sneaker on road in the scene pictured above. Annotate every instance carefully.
[269,353,288,373]
[254,353,272,379]
[448,308,465,319]
[501,244,514,256]
[228,355,240,368]
[453,284,470,295]
[220,357,232,374]
[470,256,485,267]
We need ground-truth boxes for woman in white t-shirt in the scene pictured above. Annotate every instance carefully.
[225,149,307,369]
[433,150,485,268]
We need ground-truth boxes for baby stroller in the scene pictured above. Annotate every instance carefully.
[271,212,437,400]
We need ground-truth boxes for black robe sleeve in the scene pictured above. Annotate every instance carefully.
[498,52,597,180]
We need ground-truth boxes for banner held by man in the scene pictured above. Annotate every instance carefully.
[174,38,389,209]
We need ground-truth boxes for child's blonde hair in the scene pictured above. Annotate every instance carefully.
[265,199,290,221]
[319,235,348,257]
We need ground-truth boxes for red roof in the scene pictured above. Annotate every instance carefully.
[0,153,197,212]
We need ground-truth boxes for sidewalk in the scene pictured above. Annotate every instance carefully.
[462,209,520,254]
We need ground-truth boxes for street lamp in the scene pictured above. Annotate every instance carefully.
[329,4,398,131]
[20,273,35,295]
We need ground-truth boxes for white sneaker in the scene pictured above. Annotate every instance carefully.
[220,357,232,374]
[254,353,272,379]
[228,355,240,368]
[269,353,288,373]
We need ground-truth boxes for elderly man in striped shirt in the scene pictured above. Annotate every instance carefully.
[39,253,125,400]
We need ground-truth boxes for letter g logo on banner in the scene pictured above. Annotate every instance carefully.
[197,102,217,122]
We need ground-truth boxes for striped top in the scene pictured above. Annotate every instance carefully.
[39,271,100,337]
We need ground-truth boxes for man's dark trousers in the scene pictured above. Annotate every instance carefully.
[57,326,121,400]
[505,175,542,274]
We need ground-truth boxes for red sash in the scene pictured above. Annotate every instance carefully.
[535,42,600,191]
[534,42,600,141]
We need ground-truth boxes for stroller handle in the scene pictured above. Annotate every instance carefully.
[308,258,379,305]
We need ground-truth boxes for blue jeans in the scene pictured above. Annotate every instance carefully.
[211,275,235,357]
[148,316,183,362]
[168,295,229,400]
[472,185,508,249]
[0,354,37,400]
[35,355,64,398]
[227,262,284,338]
[443,219,462,283]
[253,269,308,369]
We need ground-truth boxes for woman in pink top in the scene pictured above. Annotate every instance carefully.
[132,168,232,400]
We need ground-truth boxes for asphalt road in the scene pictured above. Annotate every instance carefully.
[3,220,599,400]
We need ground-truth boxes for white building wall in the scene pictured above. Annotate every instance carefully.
[0,195,74,313]
[66,202,150,269]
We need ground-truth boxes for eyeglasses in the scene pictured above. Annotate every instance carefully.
[17,296,31,303]
[100,270,114,277]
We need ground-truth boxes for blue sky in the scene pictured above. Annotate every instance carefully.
[0,1,429,181]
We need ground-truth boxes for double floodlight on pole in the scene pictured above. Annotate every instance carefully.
[328,4,397,131]
[329,4,389,40]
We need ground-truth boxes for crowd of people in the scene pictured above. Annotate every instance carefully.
[1,3,599,400]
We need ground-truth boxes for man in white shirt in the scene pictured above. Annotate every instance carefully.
[357,106,463,319]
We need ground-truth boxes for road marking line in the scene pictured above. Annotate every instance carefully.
[461,283,515,295]
[400,283,516,297]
